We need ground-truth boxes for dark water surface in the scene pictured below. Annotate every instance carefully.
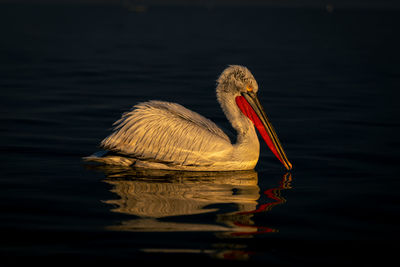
[1,3,399,265]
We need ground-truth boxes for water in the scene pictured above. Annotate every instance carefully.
[1,3,399,265]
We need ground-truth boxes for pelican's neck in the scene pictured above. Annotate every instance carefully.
[216,88,259,146]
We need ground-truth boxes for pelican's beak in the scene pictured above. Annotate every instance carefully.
[236,92,292,170]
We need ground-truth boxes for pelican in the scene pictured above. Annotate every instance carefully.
[84,65,292,171]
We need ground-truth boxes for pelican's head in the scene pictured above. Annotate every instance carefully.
[216,65,292,171]
[217,65,259,95]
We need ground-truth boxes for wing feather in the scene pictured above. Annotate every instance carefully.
[101,101,232,166]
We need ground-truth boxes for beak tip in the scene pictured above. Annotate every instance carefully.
[285,162,293,171]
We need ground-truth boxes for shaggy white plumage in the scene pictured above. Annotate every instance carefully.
[84,65,263,171]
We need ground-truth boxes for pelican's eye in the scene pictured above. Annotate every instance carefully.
[246,85,253,92]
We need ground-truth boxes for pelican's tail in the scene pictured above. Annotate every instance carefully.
[82,150,135,166]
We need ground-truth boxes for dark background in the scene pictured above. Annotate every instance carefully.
[1,1,399,265]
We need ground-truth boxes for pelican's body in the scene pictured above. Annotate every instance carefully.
[84,65,292,171]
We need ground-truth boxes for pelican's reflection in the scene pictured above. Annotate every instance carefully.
[92,165,291,236]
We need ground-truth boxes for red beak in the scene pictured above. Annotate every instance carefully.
[236,92,292,170]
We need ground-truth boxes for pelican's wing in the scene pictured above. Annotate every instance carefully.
[101,101,232,166]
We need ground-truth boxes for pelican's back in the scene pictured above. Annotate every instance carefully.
[100,101,232,168]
